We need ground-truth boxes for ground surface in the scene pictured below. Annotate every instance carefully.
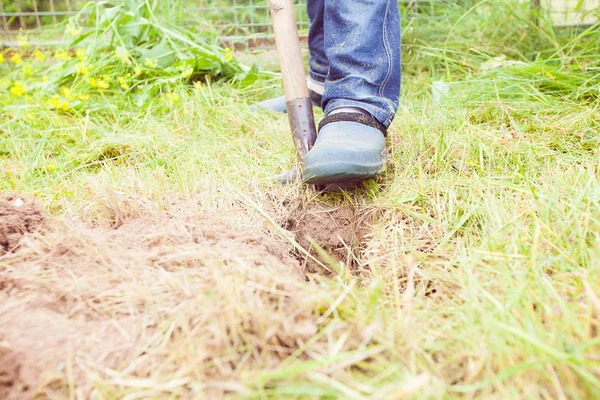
[1,2,600,399]
[1,195,305,399]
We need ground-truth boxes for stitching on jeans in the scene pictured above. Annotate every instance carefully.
[379,0,393,99]
[380,0,392,97]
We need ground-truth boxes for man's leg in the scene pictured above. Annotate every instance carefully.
[303,0,401,184]
[306,0,327,104]
[323,0,401,127]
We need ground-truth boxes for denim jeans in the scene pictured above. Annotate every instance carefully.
[307,0,401,128]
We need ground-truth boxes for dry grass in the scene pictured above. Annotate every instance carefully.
[2,1,600,398]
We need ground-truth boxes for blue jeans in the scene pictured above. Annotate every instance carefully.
[307,0,401,128]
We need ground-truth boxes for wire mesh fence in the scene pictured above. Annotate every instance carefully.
[0,0,310,45]
[0,0,83,44]
[0,0,84,34]
[1,0,598,46]
[192,0,310,38]
[541,0,600,26]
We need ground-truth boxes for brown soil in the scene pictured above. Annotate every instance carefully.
[0,195,43,255]
[0,346,21,399]
[0,195,301,399]
[0,295,137,399]
[286,202,371,269]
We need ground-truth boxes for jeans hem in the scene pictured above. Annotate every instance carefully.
[309,70,327,84]
[324,99,394,129]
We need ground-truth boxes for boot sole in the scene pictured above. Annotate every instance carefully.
[303,160,385,185]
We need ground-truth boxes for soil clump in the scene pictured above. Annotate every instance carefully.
[286,202,371,269]
[0,195,43,254]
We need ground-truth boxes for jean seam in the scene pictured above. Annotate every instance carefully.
[379,0,393,99]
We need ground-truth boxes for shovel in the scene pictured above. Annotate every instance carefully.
[268,0,361,192]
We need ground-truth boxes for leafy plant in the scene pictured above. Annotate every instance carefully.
[0,0,263,113]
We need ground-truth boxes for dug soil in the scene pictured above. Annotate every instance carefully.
[286,202,371,269]
[0,195,302,399]
[0,195,43,255]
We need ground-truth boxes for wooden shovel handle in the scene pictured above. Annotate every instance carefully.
[268,0,309,101]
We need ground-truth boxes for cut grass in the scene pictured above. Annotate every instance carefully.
[1,1,600,398]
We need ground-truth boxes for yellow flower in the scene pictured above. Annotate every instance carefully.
[117,76,129,90]
[167,93,180,103]
[90,77,109,89]
[48,94,61,107]
[17,34,28,48]
[134,67,142,76]
[23,64,32,76]
[76,62,89,76]
[144,58,157,68]
[75,48,87,61]
[79,94,90,101]
[66,23,82,37]
[46,163,56,172]
[224,47,234,62]
[10,53,22,64]
[193,81,203,90]
[47,94,70,111]
[10,82,27,97]
[55,49,70,61]
[60,86,75,100]
[0,54,4,63]
[34,50,46,61]
[42,75,49,83]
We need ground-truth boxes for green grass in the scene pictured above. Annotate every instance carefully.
[1,1,600,398]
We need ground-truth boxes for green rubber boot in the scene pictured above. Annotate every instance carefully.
[302,114,386,185]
